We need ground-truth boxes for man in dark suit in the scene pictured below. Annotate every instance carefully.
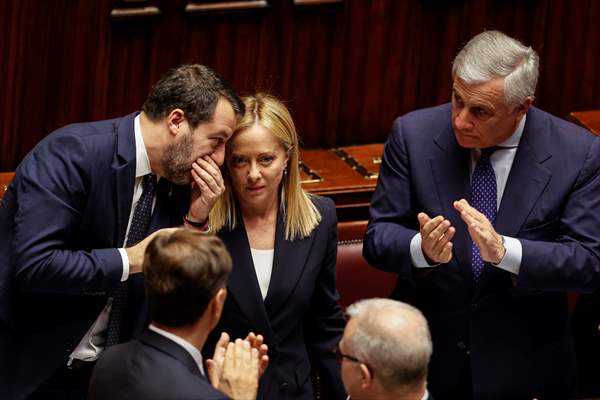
[89,229,266,400]
[0,64,244,399]
[363,30,600,399]
[338,298,433,400]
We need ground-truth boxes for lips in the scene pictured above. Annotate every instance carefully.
[246,185,265,192]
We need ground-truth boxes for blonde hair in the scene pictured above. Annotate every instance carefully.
[210,93,321,240]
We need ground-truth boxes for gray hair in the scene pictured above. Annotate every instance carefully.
[452,30,539,109]
[345,298,432,392]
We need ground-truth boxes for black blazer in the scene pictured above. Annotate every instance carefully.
[89,329,228,400]
[0,113,190,399]
[205,196,346,399]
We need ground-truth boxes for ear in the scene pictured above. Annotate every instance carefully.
[210,288,227,324]
[515,96,533,117]
[359,363,373,390]
[167,109,186,136]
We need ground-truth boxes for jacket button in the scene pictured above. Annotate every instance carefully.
[471,303,478,311]
[456,341,466,350]
[280,382,289,391]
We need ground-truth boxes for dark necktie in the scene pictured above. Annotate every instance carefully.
[105,173,156,346]
[470,148,497,282]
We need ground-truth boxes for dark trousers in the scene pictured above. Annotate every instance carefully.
[28,360,96,400]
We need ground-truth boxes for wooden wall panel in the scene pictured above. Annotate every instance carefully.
[1,0,600,171]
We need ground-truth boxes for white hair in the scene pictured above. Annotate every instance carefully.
[452,30,539,109]
[345,298,432,392]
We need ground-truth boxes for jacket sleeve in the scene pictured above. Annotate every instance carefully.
[518,137,600,292]
[304,197,347,399]
[363,118,419,280]
[9,132,123,294]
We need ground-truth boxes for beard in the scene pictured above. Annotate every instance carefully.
[161,132,194,185]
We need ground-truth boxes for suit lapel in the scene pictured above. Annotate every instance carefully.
[479,108,552,288]
[141,329,205,379]
[495,111,552,236]
[113,113,137,247]
[219,223,275,340]
[264,211,316,317]
[430,126,474,287]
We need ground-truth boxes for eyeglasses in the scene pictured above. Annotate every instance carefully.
[331,344,362,364]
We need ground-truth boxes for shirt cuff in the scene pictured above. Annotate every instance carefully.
[493,235,522,275]
[117,248,130,282]
[410,233,440,268]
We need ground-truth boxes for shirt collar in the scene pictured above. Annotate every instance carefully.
[497,113,526,148]
[148,324,205,376]
[134,114,152,178]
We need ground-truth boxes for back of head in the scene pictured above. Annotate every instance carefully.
[144,229,232,327]
[452,30,539,108]
[142,64,245,129]
[346,298,432,393]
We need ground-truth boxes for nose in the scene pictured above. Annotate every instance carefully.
[210,144,225,166]
[454,108,474,131]
[248,161,260,181]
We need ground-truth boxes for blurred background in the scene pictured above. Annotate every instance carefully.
[1,0,599,171]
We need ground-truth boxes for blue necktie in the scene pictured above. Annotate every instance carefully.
[106,174,156,346]
[470,148,497,282]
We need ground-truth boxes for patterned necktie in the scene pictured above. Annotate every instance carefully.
[105,174,156,346]
[470,148,497,282]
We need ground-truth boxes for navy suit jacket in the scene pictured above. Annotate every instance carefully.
[88,329,228,400]
[0,113,189,399]
[364,104,600,399]
[204,196,346,400]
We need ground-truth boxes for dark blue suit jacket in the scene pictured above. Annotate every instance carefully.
[0,113,189,399]
[88,329,229,400]
[364,104,600,399]
[205,196,346,400]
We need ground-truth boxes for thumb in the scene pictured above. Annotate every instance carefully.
[417,212,430,227]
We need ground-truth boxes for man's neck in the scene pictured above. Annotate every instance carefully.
[152,321,208,353]
[360,384,427,400]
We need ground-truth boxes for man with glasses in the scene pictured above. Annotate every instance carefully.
[335,298,432,400]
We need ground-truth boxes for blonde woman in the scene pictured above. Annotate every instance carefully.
[205,94,346,399]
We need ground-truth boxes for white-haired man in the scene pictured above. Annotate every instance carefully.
[337,298,432,400]
[364,30,600,399]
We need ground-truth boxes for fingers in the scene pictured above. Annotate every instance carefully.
[222,342,235,379]
[259,354,269,377]
[417,212,431,228]
[454,199,505,264]
[250,348,259,380]
[191,157,225,196]
[239,339,251,370]
[216,332,230,350]
[420,213,454,264]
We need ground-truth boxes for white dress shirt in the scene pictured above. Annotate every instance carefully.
[410,115,525,275]
[69,114,154,363]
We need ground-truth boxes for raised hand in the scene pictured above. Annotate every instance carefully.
[454,199,505,264]
[188,155,225,223]
[206,332,230,388]
[218,339,260,400]
[418,212,455,264]
[244,332,269,376]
